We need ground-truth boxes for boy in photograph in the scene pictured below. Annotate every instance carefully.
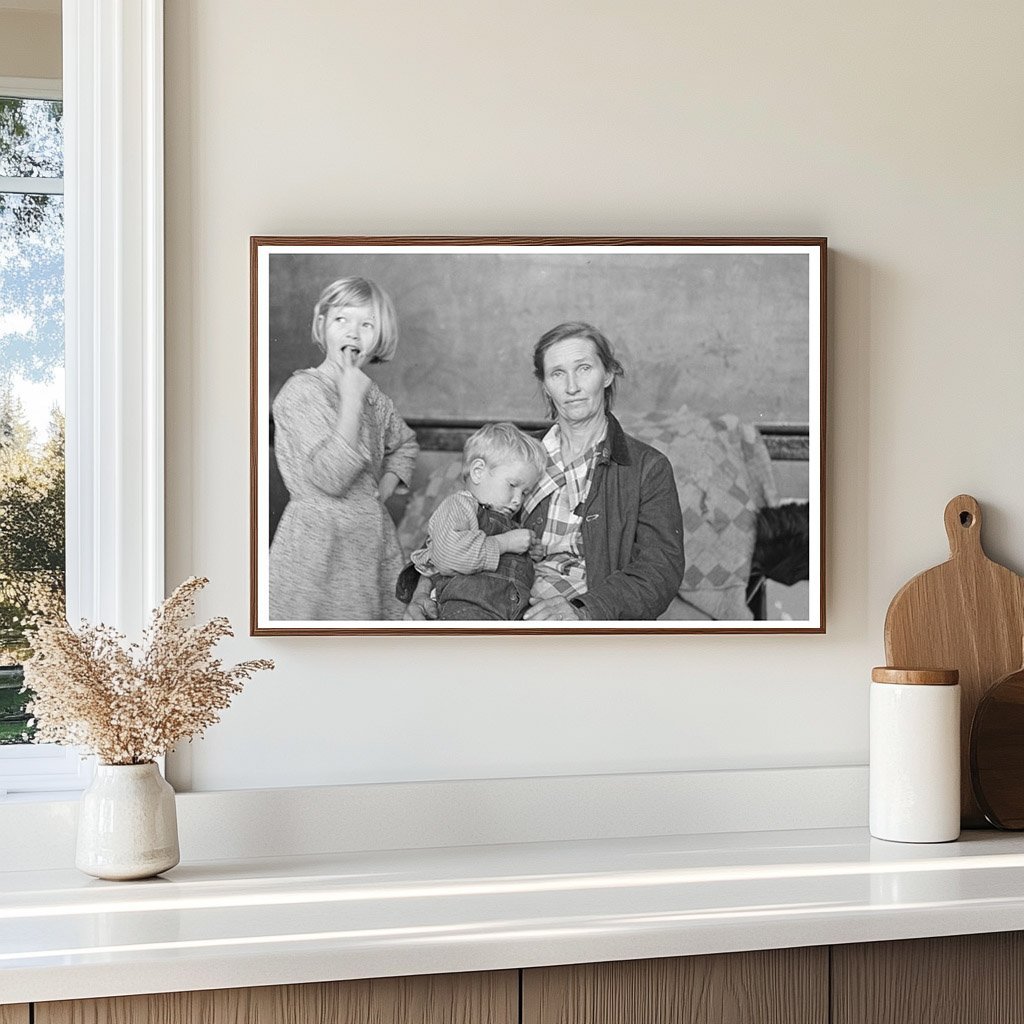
[410,422,546,620]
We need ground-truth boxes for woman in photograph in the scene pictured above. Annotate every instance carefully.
[405,322,685,621]
[270,277,418,621]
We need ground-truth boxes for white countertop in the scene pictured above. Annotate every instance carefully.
[4,826,1024,1005]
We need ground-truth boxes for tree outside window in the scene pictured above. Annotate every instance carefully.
[0,94,65,744]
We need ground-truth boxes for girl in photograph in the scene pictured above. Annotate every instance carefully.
[270,277,418,621]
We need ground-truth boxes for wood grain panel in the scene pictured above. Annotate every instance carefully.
[833,933,1024,1024]
[522,949,828,1024]
[36,971,518,1024]
[0,1006,29,1024]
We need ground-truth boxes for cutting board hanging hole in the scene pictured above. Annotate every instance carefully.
[944,494,982,556]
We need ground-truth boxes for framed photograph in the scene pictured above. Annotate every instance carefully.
[251,237,826,635]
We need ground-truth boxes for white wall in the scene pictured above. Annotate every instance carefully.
[163,0,1024,791]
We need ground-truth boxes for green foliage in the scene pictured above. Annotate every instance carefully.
[0,394,63,743]
[0,97,62,179]
[0,389,65,665]
[0,665,31,743]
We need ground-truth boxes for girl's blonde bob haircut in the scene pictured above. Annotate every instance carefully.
[310,276,399,364]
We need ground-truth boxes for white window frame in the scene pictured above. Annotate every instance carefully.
[0,1,164,799]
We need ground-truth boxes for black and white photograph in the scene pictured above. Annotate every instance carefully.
[250,237,825,635]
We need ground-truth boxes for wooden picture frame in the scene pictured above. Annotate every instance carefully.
[251,236,826,635]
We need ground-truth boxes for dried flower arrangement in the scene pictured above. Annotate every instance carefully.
[22,577,273,765]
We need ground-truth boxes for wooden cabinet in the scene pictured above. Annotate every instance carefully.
[522,948,828,1024]
[521,934,1024,1024]
[18,933,1024,1024]
[832,932,1024,1024]
[35,971,518,1024]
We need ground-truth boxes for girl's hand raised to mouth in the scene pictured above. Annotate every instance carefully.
[328,345,372,403]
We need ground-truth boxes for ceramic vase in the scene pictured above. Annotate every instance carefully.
[75,762,180,880]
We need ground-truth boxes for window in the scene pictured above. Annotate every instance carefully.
[0,78,85,797]
[0,84,65,732]
[0,3,166,800]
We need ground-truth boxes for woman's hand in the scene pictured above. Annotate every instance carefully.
[523,595,581,622]
[403,575,438,620]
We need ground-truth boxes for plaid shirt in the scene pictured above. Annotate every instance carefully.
[525,423,607,602]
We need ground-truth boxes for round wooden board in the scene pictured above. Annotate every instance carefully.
[971,663,1024,829]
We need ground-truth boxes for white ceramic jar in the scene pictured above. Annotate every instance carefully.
[870,667,961,843]
[76,762,180,880]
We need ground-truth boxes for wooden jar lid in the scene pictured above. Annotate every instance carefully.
[871,667,959,686]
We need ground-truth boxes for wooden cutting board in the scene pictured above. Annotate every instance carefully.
[884,494,1024,827]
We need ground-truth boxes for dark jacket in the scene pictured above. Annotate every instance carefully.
[523,415,685,620]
